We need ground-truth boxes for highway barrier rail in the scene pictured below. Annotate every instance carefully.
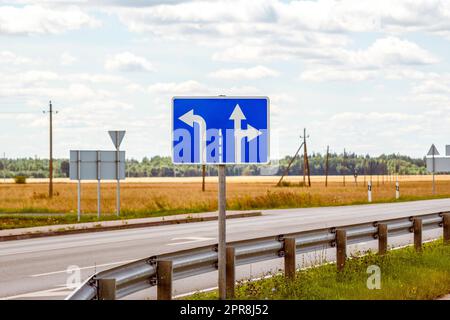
[67,211,450,300]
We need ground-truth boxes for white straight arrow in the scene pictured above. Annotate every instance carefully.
[230,104,262,163]
[179,109,207,163]
[230,104,245,131]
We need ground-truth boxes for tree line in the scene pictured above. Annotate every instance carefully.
[0,152,427,178]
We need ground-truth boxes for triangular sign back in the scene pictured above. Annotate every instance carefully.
[427,144,439,156]
[108,130,126,149]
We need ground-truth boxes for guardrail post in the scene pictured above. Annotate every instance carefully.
[378,223,388,255]
[443,213,450,244]
[157,260,173,300]
[284,237,296,280]
[413,218,422,252]
[336,229,347,271]
[226,246,235,299]
[98,278,116,300]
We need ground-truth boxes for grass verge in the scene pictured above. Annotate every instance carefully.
[187,240,450,300]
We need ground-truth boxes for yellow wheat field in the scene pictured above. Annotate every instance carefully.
[0,175,449,215]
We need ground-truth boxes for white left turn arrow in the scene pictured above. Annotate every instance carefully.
[179,109,207,163]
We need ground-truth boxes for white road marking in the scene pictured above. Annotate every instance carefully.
[167,237,214,246]
[0,286,72,300]
[30,259,135,277]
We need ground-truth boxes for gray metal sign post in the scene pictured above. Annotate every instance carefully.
[70,149,125,221]
[108,131,126,217]
[218,164,226,299]
[77,150,81,221]
[116,132,120,217]
[97,151,101,219]
[433,151,435,195]
[427,144,439,195]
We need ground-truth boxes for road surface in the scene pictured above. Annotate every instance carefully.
[0,198,448,300]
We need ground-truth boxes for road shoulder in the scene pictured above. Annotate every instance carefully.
[0,210,261,242]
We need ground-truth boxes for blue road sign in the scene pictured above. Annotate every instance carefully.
[172,96,270,164]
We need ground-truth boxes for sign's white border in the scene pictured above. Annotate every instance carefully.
[171,96,270,165]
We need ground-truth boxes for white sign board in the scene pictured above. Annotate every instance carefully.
[69,150,125,180]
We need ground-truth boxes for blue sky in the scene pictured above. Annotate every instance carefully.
[1,0,450,160]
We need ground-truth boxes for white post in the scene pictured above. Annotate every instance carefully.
[368,180,372,203]
[97,150,101,219]
[395,176,400,200]
[218,164,226,300]
[116,132,120,217]
[77,150,81,222]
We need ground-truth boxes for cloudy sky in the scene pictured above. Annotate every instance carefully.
[1,0,450,160]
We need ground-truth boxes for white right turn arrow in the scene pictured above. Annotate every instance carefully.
[229,104,262,163]
[244,124,262,142]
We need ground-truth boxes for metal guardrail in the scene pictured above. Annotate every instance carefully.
[67,211,450,300]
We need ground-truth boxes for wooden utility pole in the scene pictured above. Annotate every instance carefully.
[342,148,346,187]
[301,128,311,187]
[277,141,304,186]
[202,165,206,192]
[325,145,329,187]
[363,159,366,186]
[43,101,57,198]
[3,152,6,183]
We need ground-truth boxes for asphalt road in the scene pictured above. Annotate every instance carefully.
[0,198,449,300]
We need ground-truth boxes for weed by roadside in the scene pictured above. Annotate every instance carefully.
[187,240,450,300]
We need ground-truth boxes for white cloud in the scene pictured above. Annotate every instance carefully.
[65,73,128,84]
[14,70,60,83]
[60,52,77,66]
[0,51,31,65]
[148,80,208,94]
[355,37,438,67]
[398,72,450,108]
[300,37,437,82]
[0,70,129,87]
[307,110,445,156]
[104,52,154,72]
[110,0,450,61]
[300,68,378,82]
[0,5,100,35]
[125,83,146,93]
[209,65,279,80]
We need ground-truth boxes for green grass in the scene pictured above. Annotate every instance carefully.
[187,240,450,300]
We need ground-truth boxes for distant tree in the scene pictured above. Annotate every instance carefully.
[60,161,70,177]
